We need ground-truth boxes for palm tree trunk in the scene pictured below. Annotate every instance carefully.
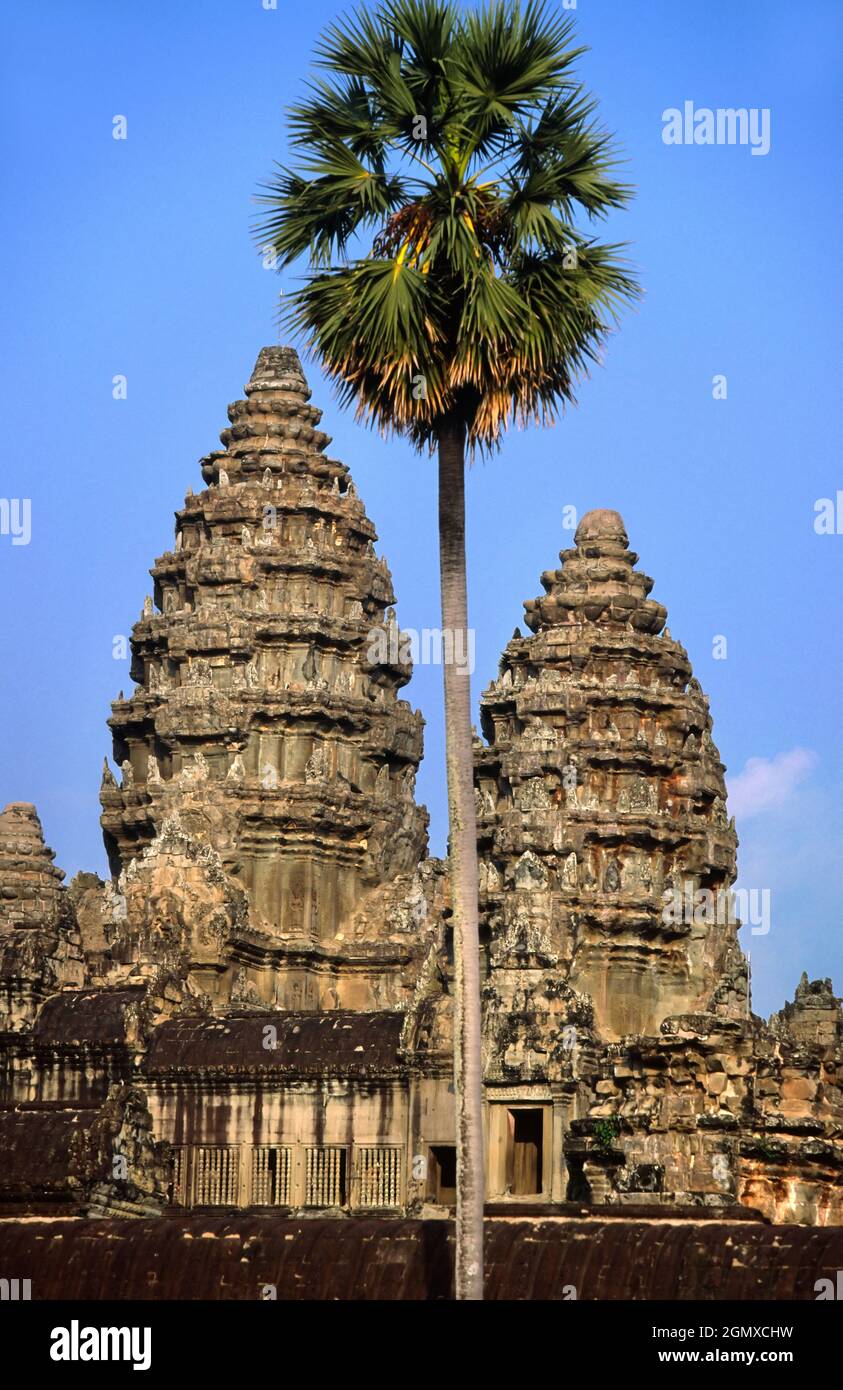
[437,418,484,1301]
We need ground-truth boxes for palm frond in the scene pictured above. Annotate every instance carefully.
[258,0,640,452]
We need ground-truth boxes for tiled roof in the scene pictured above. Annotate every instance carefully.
[144,1010,406,1075]
[1,1213,841,1300]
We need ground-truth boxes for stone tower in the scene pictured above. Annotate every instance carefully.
[475,508,745,1040]
[99,348,430,1008]
[0,803,83,1032]
[0,373,840,1227]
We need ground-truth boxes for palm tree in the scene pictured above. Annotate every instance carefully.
[256,0,638,1299]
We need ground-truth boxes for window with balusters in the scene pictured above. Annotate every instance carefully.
[168,1142,405,1210]
[304,1145,347,1207]
[170,1146,187,1206]
[251,1145,293,1206]
[355,1146,403,1208]
[193,1146,240,1207]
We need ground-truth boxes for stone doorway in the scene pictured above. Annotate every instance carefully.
[506,1108,544,1195]
[487,1102,551,1200]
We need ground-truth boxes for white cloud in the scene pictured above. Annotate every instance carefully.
[727,747,818,820]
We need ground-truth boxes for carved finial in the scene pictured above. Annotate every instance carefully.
[574,508,628,547]
[120,759,134,788]
[101,758,117,789]
[143,595,154,618]
[246,346,309,400]
[175,531,183,551]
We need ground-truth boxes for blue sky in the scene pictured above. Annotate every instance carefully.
[1,0,841,1016]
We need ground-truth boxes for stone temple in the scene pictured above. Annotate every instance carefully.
[1,348,841,1270]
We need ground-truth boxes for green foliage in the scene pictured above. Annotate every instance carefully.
[592,1118,621,1152]
[256,0,639,450]
[752,1138,778,1162]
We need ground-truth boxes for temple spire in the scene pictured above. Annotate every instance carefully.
[101,347,428,991]
[245,345,310,401]
[477,507,742,1040]
[524,508,666,636]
